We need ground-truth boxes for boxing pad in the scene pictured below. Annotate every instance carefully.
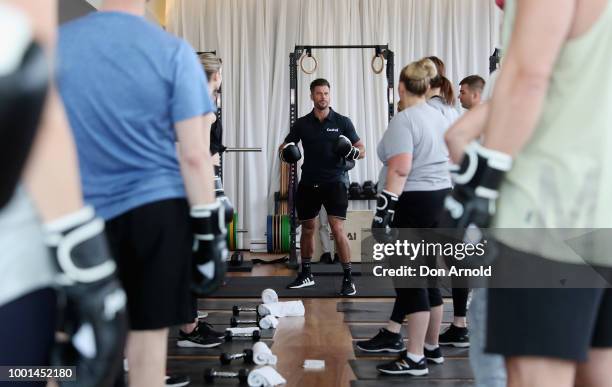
[0,6,49,208]
[214,175,234,224]
[333,135,360,160]
[442,141,512,231]
[495,0,505,10]
[191,200,229,296]
[280,143,302,164]
[45,207,127,387]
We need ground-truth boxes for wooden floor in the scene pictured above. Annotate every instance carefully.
[215,253,389,387]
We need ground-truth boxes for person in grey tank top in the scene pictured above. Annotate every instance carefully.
[426,56,461,127]
[357,58,452,377]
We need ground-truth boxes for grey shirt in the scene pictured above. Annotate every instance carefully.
[377,102,451,192]
[427,96,461,128]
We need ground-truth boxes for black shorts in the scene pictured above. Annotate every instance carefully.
[486,288,612,361]
[296,181,348,221]
[106,199,197,330]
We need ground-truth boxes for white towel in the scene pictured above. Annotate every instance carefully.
[252,342,277,366]
[226,327,259,335]
[258,315,279,330]
[261,288,279,304]
[258,301,305,318]
[247,366,286,387]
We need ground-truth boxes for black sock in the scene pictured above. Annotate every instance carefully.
[301,257,312,275]
[342,261,352,278]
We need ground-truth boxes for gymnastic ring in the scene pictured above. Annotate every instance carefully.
[300,53,318,75]
[371,53,385,74]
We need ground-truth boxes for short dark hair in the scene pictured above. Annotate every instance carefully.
[460,75,486,91]
[310,78,330,93]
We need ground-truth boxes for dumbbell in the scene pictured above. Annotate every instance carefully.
[362,180,377,199]
[224,330,261,342]
[349,182,362,200]
[232,305,259,317]
[229,251,244,267]
[230,316,260,327]
[204,368,249,384]
[220,349,254,365]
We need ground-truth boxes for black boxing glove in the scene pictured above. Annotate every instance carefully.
[333,135,360,161]
[191,200,229,296]
[371,190,399,243]
[0,7,49,208]
[45,207,127,387]
[279,142,302,164]
[443,141,513,232]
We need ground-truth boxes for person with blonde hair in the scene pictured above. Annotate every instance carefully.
[357,58,452,376]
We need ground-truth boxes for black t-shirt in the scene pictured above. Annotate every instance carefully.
[284,108,360,185]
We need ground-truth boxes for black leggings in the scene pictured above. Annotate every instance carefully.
[452,288,469,317]
[0,288,56,387]
[388,189,450,324]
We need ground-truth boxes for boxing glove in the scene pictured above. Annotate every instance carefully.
[0,6,49,208]
[442,141,512,233]
[191,200,229,296]
[333,135,360,161]
[371,190,399,243]
[45,206,127,387]
[279,142,302,164]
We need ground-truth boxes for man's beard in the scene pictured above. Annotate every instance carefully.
[314,101,328,110]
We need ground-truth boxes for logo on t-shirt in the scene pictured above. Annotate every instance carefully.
[327,128,339,132]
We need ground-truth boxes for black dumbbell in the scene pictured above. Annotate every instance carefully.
[220,349,254,365]
[204,368,249,384]
[229,251,244,267]
[224,330,261,342]
[230,316,260,327]
[362,180,377,199]
[232,305,259,317]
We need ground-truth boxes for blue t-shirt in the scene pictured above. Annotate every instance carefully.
[58,12,214,220]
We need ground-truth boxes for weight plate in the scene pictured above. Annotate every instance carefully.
[266,215,273,253]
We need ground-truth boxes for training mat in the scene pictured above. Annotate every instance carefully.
[166,358,258,386]
[168,325,275,340]
[211,276,396,298]
[167,339,273,357]
[350,359,473,381]
[227,260,253,273]
[197,299,260,311]
[352,343,468,359]
[351,380,475,387]
[343,309,455,323]
[309,262,362,276]
[348,324,451,339]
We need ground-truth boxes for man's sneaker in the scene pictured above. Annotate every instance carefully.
[339,276,357,296]
[439,324,470,348]
[197,320,225,339]
[424,346,444,364]
[177,324,223,348]
[356,328,406,353]
[165,374,190,387]
[286,272,315,289]
[377,353,428,376]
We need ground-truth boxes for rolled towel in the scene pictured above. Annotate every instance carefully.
[226,327,259,335]
[259,315,279,330]
[258,301,305,318]
[261,288,279,304]
[252,342,277,366]
[247,366,286,387]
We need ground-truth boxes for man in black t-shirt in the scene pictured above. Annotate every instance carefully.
[279,79,365,296]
